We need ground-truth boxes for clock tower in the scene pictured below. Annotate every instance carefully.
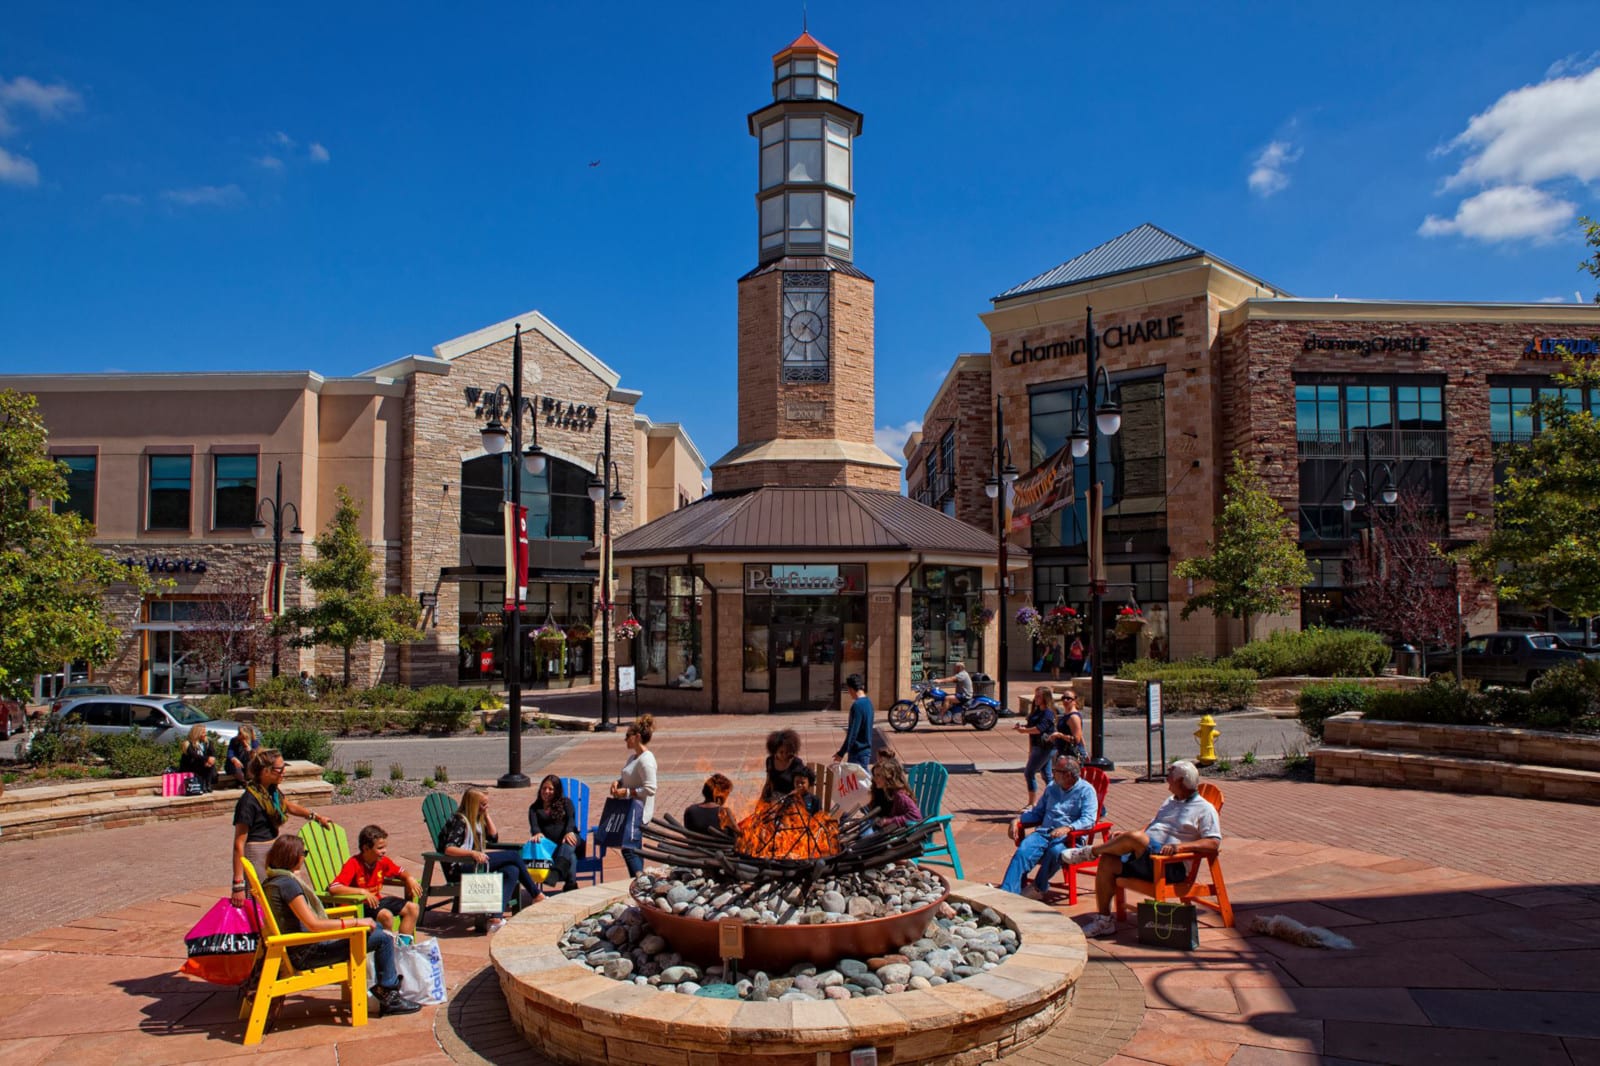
[710,32,901,493]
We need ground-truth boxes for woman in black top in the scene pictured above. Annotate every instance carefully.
[761,729,819,813]
[178,724,218,792]
[526,774,580,893]
[682,773,736,835]
[230,748,329,910]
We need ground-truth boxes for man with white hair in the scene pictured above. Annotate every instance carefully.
[997,754,1099,899]
[1059,760,1221,939]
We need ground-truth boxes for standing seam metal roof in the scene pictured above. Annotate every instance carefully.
[994,223,1205,301]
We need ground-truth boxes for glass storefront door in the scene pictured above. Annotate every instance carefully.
[771,622,840,711]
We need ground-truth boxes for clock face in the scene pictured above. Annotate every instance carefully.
[782,289,829,369]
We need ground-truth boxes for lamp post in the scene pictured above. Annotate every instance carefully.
[476,324,546,789]
[252,460,303,678]
[983,398,1020,714]
[588,411,627,733]
[1084,307,1121,771]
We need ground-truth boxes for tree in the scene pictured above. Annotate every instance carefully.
[1345,488,1459,650]
[274,486,422,685]
[186,569,274,692]
[1581,215,1600,303]
[0,390,157,698]
[1175,452,1313,635]
[1461,355,1600,618]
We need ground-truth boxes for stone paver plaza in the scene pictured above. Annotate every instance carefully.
[2,710,1598,1064]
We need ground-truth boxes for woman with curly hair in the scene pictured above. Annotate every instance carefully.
[762,728,819,813]
[683,772,736,835]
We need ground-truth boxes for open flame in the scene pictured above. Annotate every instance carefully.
[736,793,841,861]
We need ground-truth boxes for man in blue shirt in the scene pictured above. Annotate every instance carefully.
[835,673,874,767]
[998,755,1099,898]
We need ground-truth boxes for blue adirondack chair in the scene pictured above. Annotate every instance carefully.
[560,777,607,886]
[906,761,965,880]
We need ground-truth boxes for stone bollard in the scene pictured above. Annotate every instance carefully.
[1194,714,1219,767]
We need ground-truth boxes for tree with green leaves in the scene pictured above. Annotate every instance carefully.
[1175,451,1313,637]
[1461,355,1600,619]
[274,486,422,685]
[1581,215,1600,303]
[0,390,157,698]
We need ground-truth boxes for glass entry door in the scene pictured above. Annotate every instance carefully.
[771,623,840,711]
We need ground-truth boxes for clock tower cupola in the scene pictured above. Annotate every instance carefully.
[710,31,900,493]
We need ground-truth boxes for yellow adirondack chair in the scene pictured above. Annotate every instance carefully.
[239,858,370,1045]
[298,820,353,905]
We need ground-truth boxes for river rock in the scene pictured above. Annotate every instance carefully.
[846,896,876,918]
[909,960,935,979]
[820,891,847,914]
[659,965,699,984]
[817,970,845,988]
[601,958,634,980]
[838,958,870,979]
[878,963,912,986]
[824,985,851,1000]
[667,885,695,906]
[678,982,701,995]
[638,934,666,956]
[908,975,932,990]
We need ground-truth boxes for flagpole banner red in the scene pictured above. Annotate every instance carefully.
[503,502,529,611]
[1008,444,1076,534]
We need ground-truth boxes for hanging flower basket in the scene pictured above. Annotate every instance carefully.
[533,623,567,647]
[974,606,997,629]
[616,616,643,641]
[1015,605,1042,640]
[1114,606,1147,639]
[1041,605,1082,638]
[565,623,594,642]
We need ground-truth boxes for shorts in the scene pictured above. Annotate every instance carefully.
[1120,852,1191,884]
[364,897,411,921]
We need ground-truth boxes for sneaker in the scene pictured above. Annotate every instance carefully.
[1061,844,1097,867]
[1081,913,1118,939]
[487,918,506,934]
[376,986,422,1017]
[1020,884,1046,901]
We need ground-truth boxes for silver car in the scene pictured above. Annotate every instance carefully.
[53,696,244,745]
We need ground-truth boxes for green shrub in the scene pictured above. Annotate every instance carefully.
[353,759,373,779]
[323,767,347,786]
[1297,681,1372,741]
[26,714,93,767]
[434,764,450,784]
[421,777,436,789]
[251,675,313,708]
[195,694,245,715]
[90,733,173,778]
[473,689,503,711]
[1118,656,1235,680]
[357,684,417,710]
[389,761,405,781]
[1226,627,1391,678]
[407,685,476,733]
[1127,665,1258,713]
[379,783,395,796]
[1366,676,1493,726]
[258,712,335,767]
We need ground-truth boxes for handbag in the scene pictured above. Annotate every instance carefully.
[183,775,207,796]
[595,795,643,850]
[521,837,557,884]
[457,866,503,914]
[162,771,192,797]
[1136,900,1200,950]
[179,898,263,985]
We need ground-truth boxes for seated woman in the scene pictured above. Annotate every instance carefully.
[526,775,580,894]
[177,724,218,792]
[439,787,541,933]
[258,835,420,1016]
[761,729,819,814]
[224,724,260,786]
[863,756,922,835]
[682,773,736,835]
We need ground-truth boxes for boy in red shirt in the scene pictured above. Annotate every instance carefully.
[331,824,422,939]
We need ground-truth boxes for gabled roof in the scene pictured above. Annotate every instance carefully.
[995,223,1273,302]
[424,309,621,388]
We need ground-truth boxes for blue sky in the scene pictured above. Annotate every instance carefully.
[3,2,1598,475]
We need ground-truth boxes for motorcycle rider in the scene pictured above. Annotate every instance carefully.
[933,661,973,721]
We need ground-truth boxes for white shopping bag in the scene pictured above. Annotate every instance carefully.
[396,938,447,1004]
[457,869,502,914]
[830,762,870,817]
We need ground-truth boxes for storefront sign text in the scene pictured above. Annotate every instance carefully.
[1524,335,1600,359]
[1302,333,1431,354]
[463,387,600,432]
[121,555,208,574]
[1007,315,1185,366]
[745,564,861,594]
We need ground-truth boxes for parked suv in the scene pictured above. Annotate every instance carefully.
[1426,631,1598,687]
[52,695,244,745]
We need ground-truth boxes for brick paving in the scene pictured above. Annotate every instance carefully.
[3,714,1599,1064]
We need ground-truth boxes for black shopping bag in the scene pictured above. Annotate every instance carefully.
[595,796,642,849]
[1136,900,1199,950]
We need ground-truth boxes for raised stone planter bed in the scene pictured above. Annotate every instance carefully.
[1018,675,1425,718]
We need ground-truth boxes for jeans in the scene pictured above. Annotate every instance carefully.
[290,926,399,989]
[550,841,578,890]
[485,849,539,911]
[1000,828,1068,895]
[1022,745,1052,794]
[622,847,643,877]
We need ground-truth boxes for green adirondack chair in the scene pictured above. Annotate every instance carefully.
[906,761,965,880]
[418,791,462,923]
[297,819,352,904]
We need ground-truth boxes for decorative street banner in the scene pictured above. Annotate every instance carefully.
[1008,444,1076,533]
[503,502,528,611]
[259,560,285,618]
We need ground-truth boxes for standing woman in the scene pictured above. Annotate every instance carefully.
[178,724,219,792]
[440,787,540,933]
[762,728,819,812]
[1050,689,1087,761]
[527,775,581,894]
[611,714,657,877]
[231,748,330,910]
[1017,686,1058,807]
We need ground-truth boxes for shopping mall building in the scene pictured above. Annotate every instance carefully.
[906,223,1600,671]
[5,311,707,699]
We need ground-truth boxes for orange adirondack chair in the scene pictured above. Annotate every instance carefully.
[1112,781,1233,927]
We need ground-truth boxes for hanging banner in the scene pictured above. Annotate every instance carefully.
[503,503,529,611]
[260,561,285,618]
[1008,444,1076,534]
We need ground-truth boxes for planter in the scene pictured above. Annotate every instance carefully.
[1324,712,1600,772]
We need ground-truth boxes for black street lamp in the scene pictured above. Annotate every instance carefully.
[1084,307,1122,771]
[476,324,546,790]
[252,460,302,678]
[983,397,1020,714]
[588,411,627,733]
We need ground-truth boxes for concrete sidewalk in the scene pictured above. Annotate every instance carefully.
[3,719,1598,1064]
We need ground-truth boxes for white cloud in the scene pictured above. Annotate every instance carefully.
[1440,66,1600,189]
[272,130,294,147]
[161,183,245,207]
[1546,50,1600,80]
[0,146,39,186]
[1538,295,1570,303]
[874,420,922,465]
[1419,184,1576,242]
[308,142,329,163]
[1248,140,1300,197]
[0,75,82,134]
[255,155,284,171]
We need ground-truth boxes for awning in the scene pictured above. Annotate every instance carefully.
[438,565,597,583]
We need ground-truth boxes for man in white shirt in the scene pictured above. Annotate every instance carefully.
[1059,760,1221,939]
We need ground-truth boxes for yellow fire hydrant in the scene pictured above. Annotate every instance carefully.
[1195,714,1220,767]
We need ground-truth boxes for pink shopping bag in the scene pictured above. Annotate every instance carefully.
[161,772,192,797]
[179,898,263,986]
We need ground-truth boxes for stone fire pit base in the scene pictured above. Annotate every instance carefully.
[490,879,1087,1065]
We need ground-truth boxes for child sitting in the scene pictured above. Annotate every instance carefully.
[330,824,422,939]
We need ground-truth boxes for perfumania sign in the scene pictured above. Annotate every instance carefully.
[1007,314,1185,366]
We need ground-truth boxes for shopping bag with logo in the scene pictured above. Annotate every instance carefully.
[1136,900,1200,950]
[521,836,557,884]
[457,866,503,914]
[183,775,207,796]
[396,937,448,1003]
[179,898,263,985]
[829,762,871,817]
[594,796,642,850]
[162,771,192,797]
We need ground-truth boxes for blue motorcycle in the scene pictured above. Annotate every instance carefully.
[887,682,1000,733]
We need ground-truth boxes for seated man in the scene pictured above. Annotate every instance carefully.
[1059,760,1221,939]
[932,661,973,718]
[998,755,1099,898]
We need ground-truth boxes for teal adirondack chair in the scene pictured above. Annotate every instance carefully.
[906,761,964,880]
[560,777,607,886]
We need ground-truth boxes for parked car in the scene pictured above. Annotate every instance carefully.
[52,695,244,745]
[0,697,26,741]
[1425,631,1599,687]
[50,683,115,715]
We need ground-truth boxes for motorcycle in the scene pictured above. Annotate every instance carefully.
[887,683,1000,733]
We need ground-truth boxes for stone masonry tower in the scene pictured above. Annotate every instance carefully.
[709,32,901,492]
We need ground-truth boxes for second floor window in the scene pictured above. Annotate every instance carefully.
[148,456,191,530]
[55,455,96,524]
[213,455,258,529]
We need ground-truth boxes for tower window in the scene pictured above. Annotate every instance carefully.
[788,192,823,244]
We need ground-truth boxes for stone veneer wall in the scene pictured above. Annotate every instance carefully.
[905,362,995,532]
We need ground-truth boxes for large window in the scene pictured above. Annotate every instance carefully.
[631,566,704,688]
[213,455,258,529]
[1032,561,1170,668]
[459,454,596,542]
[55,455,96,523]
[148,456,192,530]
[911,566,982,685]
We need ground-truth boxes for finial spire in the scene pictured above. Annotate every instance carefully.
[802,2,807,32]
